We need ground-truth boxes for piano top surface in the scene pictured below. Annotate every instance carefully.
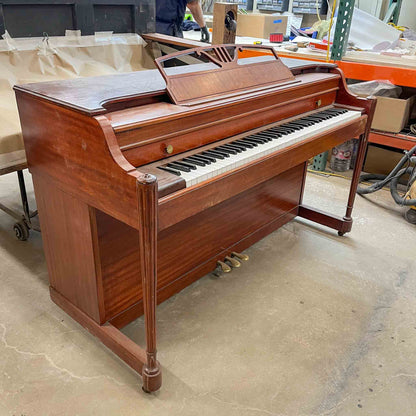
[14,57,336,116]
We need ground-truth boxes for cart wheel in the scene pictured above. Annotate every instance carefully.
[13,221,29,241]
[405,208,416,224]
[338,231,345,236]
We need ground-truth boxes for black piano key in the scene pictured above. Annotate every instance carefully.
[324,108,347,114]
[212,148,231,157]
[189,154,213,164]
[224,143,247,152]
[240,139,259,147]
[183,157,206,167]
[273,124,297,131]
[263,129,282,138]
[291,119,315,127]
[255,132,276,140]
[202,150,224,160]
[168,162,191,173]
[249,133,272,142]
[285,122,306,129]
[205,149,228,159]
[234,140,255,149]
[158,166,181,176]
[317,111,336,118]
[308,115,329,122]
[314,112,333,120]
[283,123,303,130]
[221,144,244,153]
[198,153,217,162]
[302,116,322,123]
[319,108,337,113]
[174,160,197,170]
[216,145,237,155]
[214,146,234,155]
[269,126,295,134]
[245,136,267,144]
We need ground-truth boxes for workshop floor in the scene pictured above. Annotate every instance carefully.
[1,170,416,416]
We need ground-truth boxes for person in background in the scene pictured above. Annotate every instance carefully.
[156,0,210,43]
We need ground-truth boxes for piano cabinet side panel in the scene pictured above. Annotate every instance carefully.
[97,164,304,327]
[33,176,103,323]
[15,91,140,230]
[94,209,143,322]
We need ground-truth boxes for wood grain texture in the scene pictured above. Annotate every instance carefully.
[14,71,167,116]
[298,205,352,233]
[0,150,27,175]
[110,206,299,329]
[13,55,336,117]
[155,45,296,106]
[111,72,339,146]
[15,52,375,392]
[33,177,102,322]
[136,173,161,392]
[156,116,367,230]
[103,164,304,327]
[94,209,141,322]
[117,85,340,167]
[142,33,207,48]
[15,92,142,229]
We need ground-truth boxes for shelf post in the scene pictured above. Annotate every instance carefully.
[330,0,355,61]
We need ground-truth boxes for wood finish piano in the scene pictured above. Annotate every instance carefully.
[14,45,375,393]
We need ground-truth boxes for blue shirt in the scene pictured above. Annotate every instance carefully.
[156,0,192,37]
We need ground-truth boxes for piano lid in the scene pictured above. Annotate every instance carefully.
[13,46,336,116]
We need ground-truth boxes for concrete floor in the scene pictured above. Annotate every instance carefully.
[0,170,415,416]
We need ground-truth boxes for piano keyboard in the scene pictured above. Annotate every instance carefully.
[157,107,361,187]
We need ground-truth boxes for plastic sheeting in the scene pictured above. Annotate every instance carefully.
[329,7,401,51]
[348,80,402,98]
[0,32,155,154]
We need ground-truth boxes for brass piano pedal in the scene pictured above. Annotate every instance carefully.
[225,256,241,268]
[217,260,232,274]
[231,251,249,261]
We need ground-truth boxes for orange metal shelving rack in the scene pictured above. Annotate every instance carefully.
[276,51,416,151]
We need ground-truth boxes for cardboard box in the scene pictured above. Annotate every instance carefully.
[364,144,404,176]
[236,14,288,39]
[371,95,416,133]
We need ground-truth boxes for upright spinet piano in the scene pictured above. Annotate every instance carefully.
[14,45,375,393]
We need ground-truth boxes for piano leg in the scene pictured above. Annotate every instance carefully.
[340,132,369,235]
[137,174,162,393]
[298,132,369,235]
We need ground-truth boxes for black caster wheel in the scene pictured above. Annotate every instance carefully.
[405,208,416,224]
[13,221,29,241]
[338,231,345,236]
